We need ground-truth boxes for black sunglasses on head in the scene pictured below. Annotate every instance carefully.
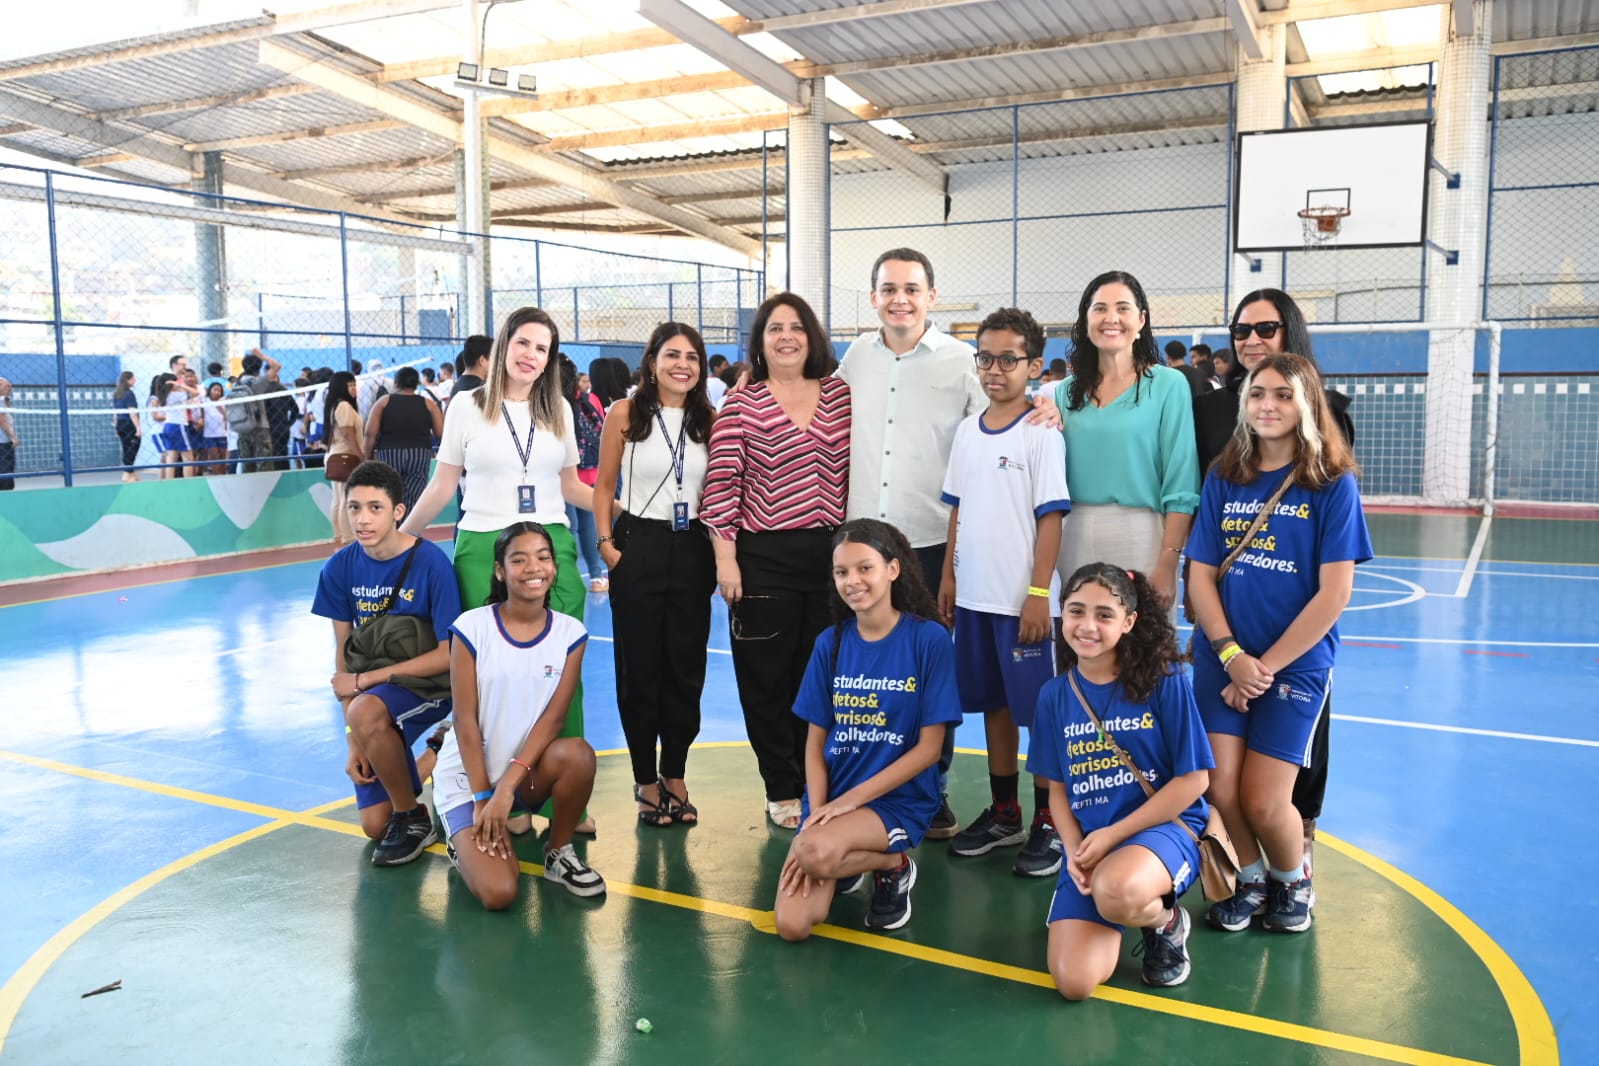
[1230,321,1283,341]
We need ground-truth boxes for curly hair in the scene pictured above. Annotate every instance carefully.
[827,519,943,627]
[1055,563,1181,703]
[1065,270,1159,412]
[976,307,1045,361]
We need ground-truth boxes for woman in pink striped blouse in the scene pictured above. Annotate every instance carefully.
[701,292,851,829]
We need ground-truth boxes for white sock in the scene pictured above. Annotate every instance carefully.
[1240,859,1267,883]
[1269,863,1303,884]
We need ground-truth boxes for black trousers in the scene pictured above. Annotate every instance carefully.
[914,542,957,789]
[730,528,835,801]
[116,422,140,467]
[610,513,717,785]
[1291,702,1331,821]
[0,440,14,490]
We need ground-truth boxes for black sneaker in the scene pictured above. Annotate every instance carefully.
[1012,819,1064,878]
[445,841,460,871]
[836,872,867,895]
[543,844,606,897]
[864,857,918,931]
[1137,907,1192,987]
[372,806,437,867]
[925,795,959,841]
[950,806,1026,857]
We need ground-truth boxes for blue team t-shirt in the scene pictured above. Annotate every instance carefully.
[311,537,463,640]
[1185,466,1372,674]
[1027,669,1214,837]
[793,613,963,823]
[114,390,139,429]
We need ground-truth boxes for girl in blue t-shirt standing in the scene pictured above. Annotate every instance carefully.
[1029,564,1214,998]
[1186,352,1372,936]
[774,519,962,939]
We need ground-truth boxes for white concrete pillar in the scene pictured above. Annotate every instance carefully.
[1230,23,1287,307]
[786,77,830,325]
[1423,0,1492,504]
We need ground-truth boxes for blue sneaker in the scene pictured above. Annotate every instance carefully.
[835,872,867,895]
[1263,877,1314,933]
[1206,879,1268,932]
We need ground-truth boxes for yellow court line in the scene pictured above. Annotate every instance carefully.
[0,748,1546,1066]
[1317,832,1560,1066]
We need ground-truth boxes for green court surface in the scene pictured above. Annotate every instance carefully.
[5,747,1526,1066]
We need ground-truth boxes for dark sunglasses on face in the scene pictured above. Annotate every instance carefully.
[1230,320,1283,341]
[974,353,1027,371]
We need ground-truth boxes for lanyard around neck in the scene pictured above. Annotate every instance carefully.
[501,402,535,479]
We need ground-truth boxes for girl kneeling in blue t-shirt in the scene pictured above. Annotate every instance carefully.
[1186,353,1371,936]
[1029,564,1214,997]
[775,519,962,939]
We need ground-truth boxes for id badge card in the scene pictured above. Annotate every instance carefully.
[517,484,536,514]
[672,500,690,531]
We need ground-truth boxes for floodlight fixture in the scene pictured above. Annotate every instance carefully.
[487,67,509,87]
[517,74,537,93]
[457,61,479,80]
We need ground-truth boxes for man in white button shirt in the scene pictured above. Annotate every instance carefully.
[835,248,986,839]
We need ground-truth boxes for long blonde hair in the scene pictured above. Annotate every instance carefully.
[473,306,566,437]
[1214,352,1356,490]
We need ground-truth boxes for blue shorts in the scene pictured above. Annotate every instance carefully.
[867,799,930,853]
[201,436,227,450]
[1046,823,1200,929]
[1193,655,1331,767]
[442,789,537,838]
[157,423,193,453]
[953,607,1055,727]
[351,683,451,810]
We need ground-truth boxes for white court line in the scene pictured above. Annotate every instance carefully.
[1341,633,1599,648]
[1366,563,1599,582]
[1444,515,1493,599]
[1334,713,1599,749]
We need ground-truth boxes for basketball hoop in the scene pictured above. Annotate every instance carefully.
[1298,205,1351,249]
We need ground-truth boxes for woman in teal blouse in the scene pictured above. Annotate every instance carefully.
[1052,271,1199,609]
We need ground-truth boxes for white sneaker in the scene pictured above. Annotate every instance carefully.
[543,843,606,897]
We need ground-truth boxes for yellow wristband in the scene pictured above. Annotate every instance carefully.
[1027,586,1050,599]
[1219,643,1243,666]
[344,725,352,735]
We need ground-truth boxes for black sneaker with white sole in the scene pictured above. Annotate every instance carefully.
[543,844,606,897]
[372,806,437,867]
[835,871,867,896]
[1012,819,1064,878]
[864,857,917,931]
[925,795,959,841]
[950,806,1026,857]
[1137,907,1192,987]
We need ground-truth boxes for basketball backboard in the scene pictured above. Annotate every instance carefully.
[1233,121,1431,252]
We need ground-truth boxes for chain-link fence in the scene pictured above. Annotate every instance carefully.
[1486,46,1599,324]
[829,85,1237,341]
[0,162,762,486]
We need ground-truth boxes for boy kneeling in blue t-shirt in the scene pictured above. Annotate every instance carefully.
[312,460,463,866]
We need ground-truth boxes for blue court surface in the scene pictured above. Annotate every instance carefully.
[1,513,1593,1063]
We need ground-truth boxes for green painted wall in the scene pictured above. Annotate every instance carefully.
[0,470,457,583]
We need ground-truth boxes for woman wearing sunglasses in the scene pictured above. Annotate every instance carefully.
[1195,290,1353,478]
[1192,287,1355,909]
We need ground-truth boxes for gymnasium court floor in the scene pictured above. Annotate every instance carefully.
[1,513,1591,1065]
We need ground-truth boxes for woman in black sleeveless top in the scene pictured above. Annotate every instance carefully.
[364,365,443,512]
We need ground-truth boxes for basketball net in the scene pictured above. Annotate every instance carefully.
[1298,206,1351,250]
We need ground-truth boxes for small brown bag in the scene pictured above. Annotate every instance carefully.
[324,452,361,482]
[1066,672,1242,902]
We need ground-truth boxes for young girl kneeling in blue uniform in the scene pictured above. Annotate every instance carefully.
[775,519,962,938]
[433,522,606,909]
[1029,565,1214,996]
[1186,352,1370,934]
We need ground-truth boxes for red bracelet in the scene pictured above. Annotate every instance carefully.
[509,757,533,774]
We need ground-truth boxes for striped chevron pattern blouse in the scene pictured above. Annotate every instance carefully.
[700,377,851,540]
